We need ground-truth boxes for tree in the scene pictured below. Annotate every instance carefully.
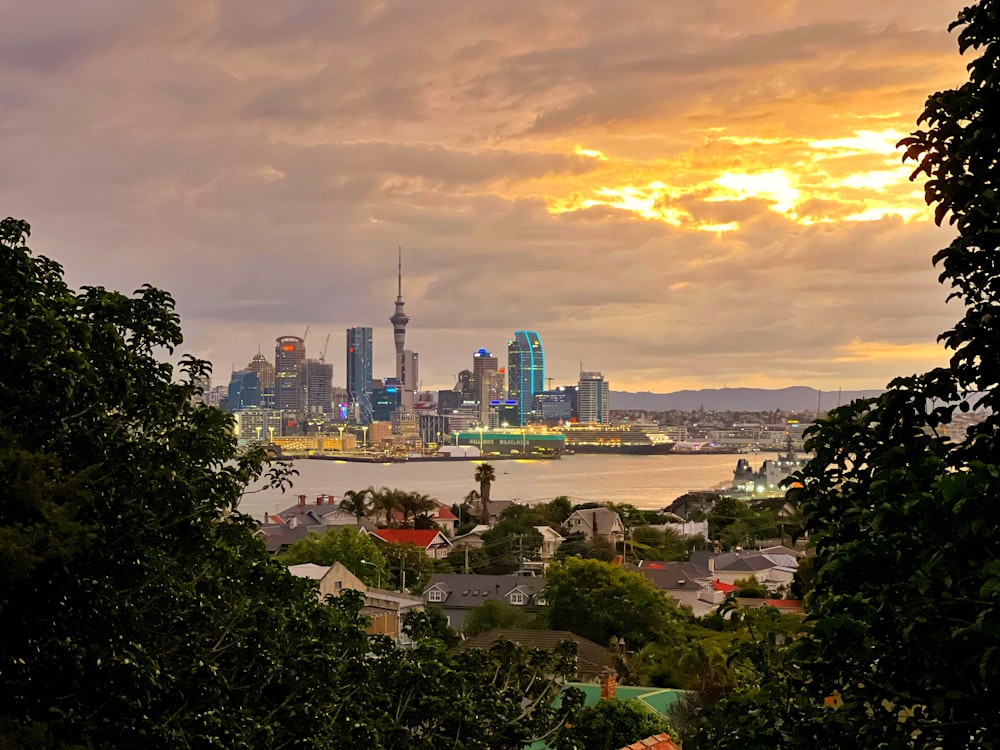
[282,526,390,587]
[554,698,675,750]
[474,462,496,519]
[339,486,374,527]
[464,599,540,636]
[397,491,437,526]
[689,5,1000,746]
[0,217,365,747]
[543,558,681,648]
[0,218,587,749]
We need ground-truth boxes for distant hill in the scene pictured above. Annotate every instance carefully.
[610,386,883,412]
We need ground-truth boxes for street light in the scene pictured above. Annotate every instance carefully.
[361,425,369,451]
[359,559,381,589]
[337,425,345,452]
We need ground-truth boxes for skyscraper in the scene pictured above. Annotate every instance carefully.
[578,371,610,424]
[301,358,333,414]
[227,369,261,412]
[346,326,374,424]
[507,331,544,426]
[389,245,409,381]
[246,351,275,390]
[274,336,305,411]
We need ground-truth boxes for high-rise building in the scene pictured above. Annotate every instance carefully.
[578,371,610,424]
[246,351,275,390]
[301,358,333,414]
[227,369,261,412]
[274,336,305,411]
[389,245,409,382]
[472,348,499,425]
[507,331,545,425]
[456,369,474,401]
[346,326,374,424]
[400,349,418,408]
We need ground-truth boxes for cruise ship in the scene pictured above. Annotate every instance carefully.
[558,423,675,455]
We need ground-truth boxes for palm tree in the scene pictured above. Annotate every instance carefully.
[372,487,404,527]
[339,488,373,527]
[398,491,437,527]
[474,463,496,522]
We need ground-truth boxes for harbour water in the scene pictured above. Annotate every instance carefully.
[237,452,782,521]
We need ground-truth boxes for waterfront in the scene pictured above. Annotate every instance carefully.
[237,451,783,521]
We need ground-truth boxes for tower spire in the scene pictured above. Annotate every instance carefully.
[390,244,410,382]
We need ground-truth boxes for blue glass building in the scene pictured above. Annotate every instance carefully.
[346,326,374,424]
[227,369,261,412]
[507,331,544,426]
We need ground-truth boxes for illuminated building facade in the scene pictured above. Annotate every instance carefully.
[578,371,610,424]
[507,331,545,425]
[346,326,374,424]
[227,369,261,412]
[274,336,305,411]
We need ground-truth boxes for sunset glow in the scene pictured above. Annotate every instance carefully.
[0,0,969,392]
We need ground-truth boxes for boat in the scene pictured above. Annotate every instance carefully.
[557,422,675,455]
[732,436,809,494]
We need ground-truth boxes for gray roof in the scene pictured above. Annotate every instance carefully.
[638,561,712,591]
[423,573,545,608]
[714,551,799,572]
[453,629,615,681]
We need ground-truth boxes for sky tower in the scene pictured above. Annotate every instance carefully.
[389,244,409,382]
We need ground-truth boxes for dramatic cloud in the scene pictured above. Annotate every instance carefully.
[0,0,968,393]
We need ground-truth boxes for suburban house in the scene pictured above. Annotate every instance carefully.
[256,494,373,554]
[367,528,453,559]
[451,524,564,562]
[561,508,626,547]
[421,573,546,632]
[286,561,424,642]
[388,501,459,535]
[692,548,800,591]
[450,524,492,550]
[452,629,616,681]
[637,561,724,616]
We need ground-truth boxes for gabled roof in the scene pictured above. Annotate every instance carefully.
[639,562,712,591]
[287,563,329,580]
[563,507,624,536]
[370,528,452,549]
[423,573,545,607]
[453,629,614,680]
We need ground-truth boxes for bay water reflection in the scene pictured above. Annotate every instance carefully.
[238,452,781,521]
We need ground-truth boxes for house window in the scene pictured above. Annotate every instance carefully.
[334,581,342,591]
[428,589,443,602]
[510,592,525,605]
[535,596,546,606]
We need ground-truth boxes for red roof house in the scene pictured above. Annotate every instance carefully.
[367,528,453,559]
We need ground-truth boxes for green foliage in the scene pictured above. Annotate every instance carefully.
[474,462,496,514]
[382,541,435,592]
[0,217,586,749]
[463,598,540,636]
[0,217,365,747]
[630,525,689,562]
[402,605,458,648]
[544,558,681,648]
[339,486,375,526]
[732,575,767,599]
[480,505,546,573]
[281,526,390,586]
[707,496,777,550]
[686,6,1000,746]
[554,698,675,750]
[556,532,616,562]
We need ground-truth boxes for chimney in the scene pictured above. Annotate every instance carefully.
[599,671,616,700]
[298,494,306,508]
[316,494,324,506]
[708,557,715,574]
[592,511,598,539]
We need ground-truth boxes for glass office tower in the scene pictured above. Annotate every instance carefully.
[507,330,544,426]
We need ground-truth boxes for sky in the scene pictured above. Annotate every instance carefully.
[0,0,972,393]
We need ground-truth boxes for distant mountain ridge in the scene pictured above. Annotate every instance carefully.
[610,386,883,412]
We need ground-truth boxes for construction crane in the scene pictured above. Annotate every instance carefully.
[319,334,330,362]
[303,324,310,342]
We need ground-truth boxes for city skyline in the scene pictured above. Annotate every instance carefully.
[0,0,968,392]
